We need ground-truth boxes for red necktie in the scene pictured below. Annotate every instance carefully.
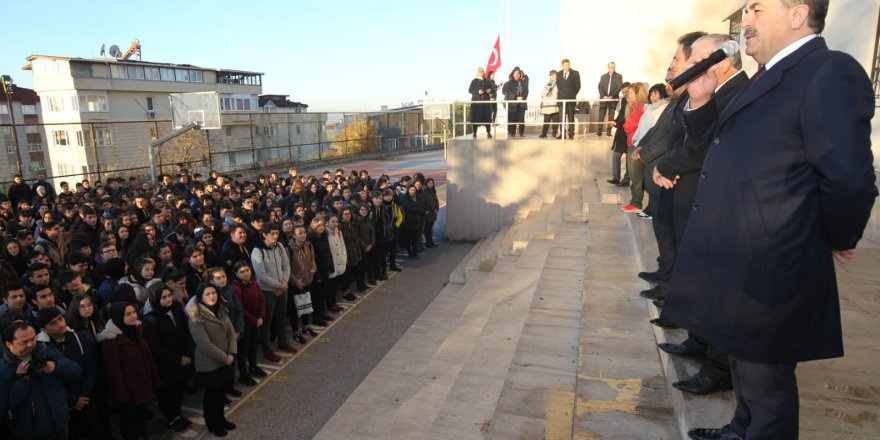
[749,66,766,87]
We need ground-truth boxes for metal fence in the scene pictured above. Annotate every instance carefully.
[0,109,448,191]
[450,98,619,139]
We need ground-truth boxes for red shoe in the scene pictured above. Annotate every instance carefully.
[620,204,641,213]
[263,351,282,363]
[278,344,298,354]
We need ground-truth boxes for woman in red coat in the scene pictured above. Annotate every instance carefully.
[97,302,162,440]
[619,82,648,213]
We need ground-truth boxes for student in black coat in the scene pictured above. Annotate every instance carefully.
[142,282,195,432]
[606,82,632,185]
[218,224,251,275]
[399,186,426,259]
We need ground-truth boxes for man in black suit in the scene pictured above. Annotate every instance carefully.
[651,34,750,398]
[660,1,877,438]
[555,59,580,139]
[596,62,623,136]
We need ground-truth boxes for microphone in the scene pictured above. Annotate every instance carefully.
[667,40,739,91]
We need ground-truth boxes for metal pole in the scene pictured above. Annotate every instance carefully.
[4,93,23,176]
[452,103,456,139]
[205,129,213,171]
[287,113,293,162]
[147,122,199,184]
[87,124,102,182]
[561,101,566,140]
[248,113,256,169]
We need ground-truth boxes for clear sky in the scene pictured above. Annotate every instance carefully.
[1,0,560,112]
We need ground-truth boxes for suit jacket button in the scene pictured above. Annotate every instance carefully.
[713,138,720,145]
[700,172,708,179]
[692,204,701,213]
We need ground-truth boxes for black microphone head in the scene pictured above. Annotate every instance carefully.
[721,40,740,57]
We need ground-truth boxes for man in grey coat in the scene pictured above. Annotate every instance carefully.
[251,222,297,359]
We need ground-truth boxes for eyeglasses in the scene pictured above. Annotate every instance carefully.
[79,302,94,309]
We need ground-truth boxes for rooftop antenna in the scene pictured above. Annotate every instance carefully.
[99,44,106,57]
[109,45,122,59]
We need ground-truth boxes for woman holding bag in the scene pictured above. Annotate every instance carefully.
[288,224,317,343]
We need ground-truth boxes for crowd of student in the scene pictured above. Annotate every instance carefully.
[0,166,440,439]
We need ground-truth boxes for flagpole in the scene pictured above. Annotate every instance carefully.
[505,0,510,74]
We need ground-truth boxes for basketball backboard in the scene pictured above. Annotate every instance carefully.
[423,102,451,120]
[170,92,221,130]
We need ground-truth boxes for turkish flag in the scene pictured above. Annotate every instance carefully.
[485,35,501,76]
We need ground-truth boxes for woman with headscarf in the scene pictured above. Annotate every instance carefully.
[97,302,162,440]
[142,282,195,432]
[186,283,237,437]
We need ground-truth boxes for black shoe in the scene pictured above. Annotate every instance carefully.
[223,421,236,430]
[226,388,242,398]
[389,265,403,272]
[294,333,308,344]
[376,274,388,280]
[343,293,359,301]
[639,285,666,301]
[306,328,319,337]
[472,133,477,138]
[638,270,664,283]
[208,427,228,437]
[169,417,190,432]
[539,134,547,138]
[408,253,420,259]
[650,318,678,329]
[487,133,492,139]
[606,179,621,185]
[223,397,232,405]
[617,179,630,187]
[688,425,743,440]
[658,342,707,362]
[312,318,329,327]
[367,279,377,285]
[322,314,334,322]
[673,372,733,395]
[357,285,368,292]
[239,375,258,387]
[652,300,665,309]
[249,367,268,378]
[554,135,562,139]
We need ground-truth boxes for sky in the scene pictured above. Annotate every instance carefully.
[1,0,559,113]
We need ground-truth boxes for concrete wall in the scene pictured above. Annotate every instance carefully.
[446,137,610,241]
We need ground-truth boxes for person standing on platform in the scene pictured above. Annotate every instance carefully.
[539,70,560,138]
[659,1,878,438]
[556,59,581,138]
[502,67,529,137]
[468,68,493,138]
[596,62,624,136]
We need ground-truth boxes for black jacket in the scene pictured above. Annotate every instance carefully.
[142,301,196,384]
[556,69,581,99]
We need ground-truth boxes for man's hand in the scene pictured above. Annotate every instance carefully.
[15,360,30,376]
[653,167,678,189]
[181,356,192,366]
[832,250,854,264]
[608,121,617,127]
[685,56,721,110]
[256,318,264,327]
[631,147,642,162]
[225,355,234,365]
[73,396,90,410]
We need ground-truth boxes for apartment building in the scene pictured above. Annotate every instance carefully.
[0,86,48,181]
[24,54,264,185]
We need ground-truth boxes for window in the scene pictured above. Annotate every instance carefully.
[70,96,79,112]
[190,70,204,82]
[54,130,69,146]
[145,67,161,80]
[111,65,128,79]
[127,65,145,80]
[28,143,42,152]
[146,96,155,111]
[76,130,84,147]
[261,125,276,137]
[160,68,175,81]
[25,125,39,134]
[225,127,233,137]
[21,105,36,114]
[94,127,112,147]
[0,104,7,114]
[175,69,190,82]
[47,96,65,112]
[30,159,44,171]
[296,125,301,135]
[78,95,108,112]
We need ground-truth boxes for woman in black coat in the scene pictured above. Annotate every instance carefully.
[307,218,334,326]
[422,179,440,248]
[399,186,426,259]
[607,84,631,185]
[142,282,196,432]
[468,68,492,138]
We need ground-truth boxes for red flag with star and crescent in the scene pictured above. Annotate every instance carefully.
[486,35,501,76]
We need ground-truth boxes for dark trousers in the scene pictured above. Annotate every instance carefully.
[386,235,399,269]
[405,229,420,255]
[651,188,677,282]
[261,290,290,350]
[611,151,629,181]
[69,402,109,440]
[541,113,560,137]
[371,240,386,276]
[507,104,526,135]
[237,324,258,374]
[156,382,184,424]
[596,102,617,135]
[311,278,330,318]
[202,383,228,432]
[728,357,799,439]
[289,285,312,330]
[118,405,147,440]
[30,426,68,440]
[561,102,576,136]
[423,220,436,246]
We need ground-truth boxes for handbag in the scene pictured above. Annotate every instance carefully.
[293,291,314,317]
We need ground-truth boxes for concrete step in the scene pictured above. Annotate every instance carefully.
[571,203,680,439]
[511,212,537,255]
[546,194,567,228]
[483,222,590,439]
[565,186,586,222]
[528,203,552,238]
[448,239,487,285]
[314,271,492,440]
[472,224,512,274]
[425,239,553,439]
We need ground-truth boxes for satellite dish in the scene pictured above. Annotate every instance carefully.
[99,44,106,57]
[109,45,122,59]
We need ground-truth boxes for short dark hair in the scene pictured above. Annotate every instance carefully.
[785,0,828,33]
[678,31,708,59]
[2,321,32,344]
[1,283,24,299]
[260,222,281,236]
